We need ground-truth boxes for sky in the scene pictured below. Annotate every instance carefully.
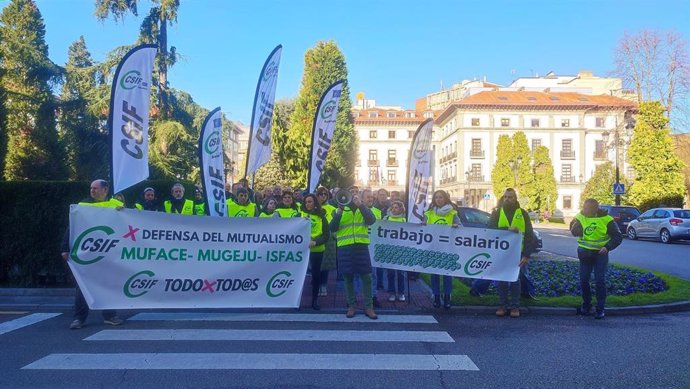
[3,0,690,124]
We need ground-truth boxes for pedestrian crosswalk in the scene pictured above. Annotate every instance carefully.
[22,312,479,372]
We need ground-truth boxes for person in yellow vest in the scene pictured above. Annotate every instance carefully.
[61,179,124,329]
[316,187,337,297]
[362,189,383,308]
[276,190,301,218]
[301,193,330,310]
[259,196,280,218]
[385,200,407,302]
[226,188,257,217]
[570,198,622,319]
[424,190,461,309]
[330,188,378,319]
[134,187,161,211]
[193,185,206,216]
[164,183,195,215]
[490,188,535,318]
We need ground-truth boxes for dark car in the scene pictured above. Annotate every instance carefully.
[456,206,542,252]
[598,205,641,236]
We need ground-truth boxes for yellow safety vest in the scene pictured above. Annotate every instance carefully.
[226,200,256,218]
[194,202,205,216]
[276,207,300,218]
[259,211,279,218]
[79,198,123,208]
[424,209,457,225]
[322,203,336,223]
[575,214,613,250]
[164,199,194,215]
[303,211,326,253]
[370,207,382,220]
[498,207,526,250]
[387,216,406,223]
[336,207,370,247]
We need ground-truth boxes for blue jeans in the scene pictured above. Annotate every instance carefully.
[431,274,453,295]
[578,248,608,312]
[387,269,405,294]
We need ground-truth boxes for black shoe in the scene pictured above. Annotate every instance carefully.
[594,310,605,320]
[443,294,451,309]
[576,305,593,316]
[373,297,381,308]
[433,295,441,308]
[312,302,321,311]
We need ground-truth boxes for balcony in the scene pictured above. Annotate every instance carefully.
[560,150,576,160]
[468,175,484,182]
[367,159,379,167]
[386,159,399,167]
[469,150,485,159]
[560,175,575,183]
[367,179,379,186]
[440,177,457,185]
[593,151,607,161]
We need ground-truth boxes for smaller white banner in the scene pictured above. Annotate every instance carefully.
[68,205,310,309]
[368,220,521,282]
[307,80,344,193]
[199,107,226,217]
[407,119,434,224]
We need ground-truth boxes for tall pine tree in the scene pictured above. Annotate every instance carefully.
[491,134,514,199]
[512,131,532,198]
[524,145,557,212]
[581,161,629,207]
[0,0,65,180]
[628,102,686,209]
[287,41,357,189]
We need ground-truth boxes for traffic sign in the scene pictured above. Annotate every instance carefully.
[483,193,491,200]
[613,183,625,195]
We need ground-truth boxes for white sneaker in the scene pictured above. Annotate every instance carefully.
[398,294,406,302]
[387,295,396,302]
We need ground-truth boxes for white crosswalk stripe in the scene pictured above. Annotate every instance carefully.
[0,313,61,335]
[129,312,438,324]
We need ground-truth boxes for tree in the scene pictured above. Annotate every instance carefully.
[627,101,686,209]
[614,29,690,132]
[271,99,295,168]
[0,27,5,177]
[491,134,514,199]
[0,0,66,180]
[95,0,179,118]
[581,161,630,207]
[521,145,557,213]
[59,36,108,180]
[287,41,357,189]
[512,131,532,197]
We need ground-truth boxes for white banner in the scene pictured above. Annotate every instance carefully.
[199,107,226,217]
[110,44,157,194]
[245,45,282,176]
[369,220,521,282]
[307,80,344,193]
[407,119,434,224]
[68,205,310,309]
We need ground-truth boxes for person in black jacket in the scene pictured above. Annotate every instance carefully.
[570,198,623,319]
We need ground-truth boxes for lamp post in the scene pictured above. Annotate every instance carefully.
[465,169,471,207]
[509,156,522,187]
[601,115,633,206]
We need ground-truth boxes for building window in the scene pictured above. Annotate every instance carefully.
[388,150,396,160]
[560,138,574,159]
[470,138,483,158]
[563,196,572,210]
[471,118,480,126]
[408,131,414,138]
[368,112,378,118]
[561,119,570,127]
[561,164,573,182]
[386,112,396,118]
[405,112,415,118]
[531,118,540,128]
[595,117,605,128]
[531,138,542,151]
[369,150,377,161]
[369,168,378,182]
[501,118,510,127]
[369,130,377,139]
[594,140,606,159]
[470,163,482,181]
[388,130,396,139]
[387,170,396,183]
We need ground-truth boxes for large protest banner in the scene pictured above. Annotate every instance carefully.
[245,45,282,177]
[198,107,226,217]
[369,220,521,282]
[68,205,310,309]
[307,80,344,193]
[406,119,434,224]
[110,44,157,194]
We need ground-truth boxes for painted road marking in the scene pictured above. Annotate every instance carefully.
[0,313,61,335]
[24,353,479,370]
[128,312,438,324]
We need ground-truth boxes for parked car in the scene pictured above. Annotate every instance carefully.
[456,207,542,252]
[598,205,641,236]
[626,208,690,243]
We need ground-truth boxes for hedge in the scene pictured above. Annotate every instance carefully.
[0,180,195,287]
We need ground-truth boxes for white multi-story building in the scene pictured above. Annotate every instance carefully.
[434,90,637,216]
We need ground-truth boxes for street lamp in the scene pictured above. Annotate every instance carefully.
[601,115,634,206]
[465,169,471,207]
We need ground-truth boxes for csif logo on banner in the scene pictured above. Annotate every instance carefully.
[120,70,149,90]
[205,130,222,155]
[70,226,120,265]
[123,270,158,298]
[266,271,295,297]
[463,252,493,276]
[263,61,278,81]
[320,100,337,120]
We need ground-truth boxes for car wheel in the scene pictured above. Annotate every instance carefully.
[627,228,637,240]
[660,229,672,244]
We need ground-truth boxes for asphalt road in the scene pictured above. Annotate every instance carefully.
[536,227,690,280]
[1,309,689,388]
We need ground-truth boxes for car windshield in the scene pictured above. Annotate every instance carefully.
[617,208,640,218]
[673,210,690,218]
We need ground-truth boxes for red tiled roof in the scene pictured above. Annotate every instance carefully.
[353,108,426,125]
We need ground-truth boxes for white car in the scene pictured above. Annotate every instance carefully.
[626,208,690,243]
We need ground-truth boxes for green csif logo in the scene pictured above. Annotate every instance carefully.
[123,270,157,298]
[584,222,597,236]
[266,271,295,297]
[320,100,337,119]
[204,130,221,154]
[120,70,144,90]
[70,226,119,265]
[463,252,492,276]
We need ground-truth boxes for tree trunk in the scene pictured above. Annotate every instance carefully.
[158,15,168,118]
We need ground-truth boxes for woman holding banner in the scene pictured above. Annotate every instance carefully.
[423,190,461,309]
[301,194,330,310]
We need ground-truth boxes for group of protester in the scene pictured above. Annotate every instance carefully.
[61,178,622,329]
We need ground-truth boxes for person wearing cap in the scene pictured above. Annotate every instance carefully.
[164,183,195,215]
[259,196,280,218]
[226,187,257,217]
[193,186,206,216]
[135,187,161,211]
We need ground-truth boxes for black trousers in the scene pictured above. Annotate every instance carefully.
[74,286,116,322]
[309,252,323,299]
